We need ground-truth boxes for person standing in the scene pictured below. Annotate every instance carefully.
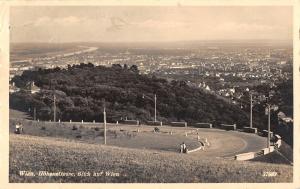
[15,122,23,134]
[180,143,183,153]
[182,142,187,153]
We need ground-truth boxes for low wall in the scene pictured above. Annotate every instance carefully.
[262,130,273,137]
[243,127,257,134]
[235,152,255,160]
[236,146,275,160]
[63,122,100,125]
[146,121,162,126]
[186,142,203,154]
[48,121,104,127]
[193,123,212,128]
[170,122,187,127]
[261,146,275,155]
[119,120,139,125]
[261,148,268,155]
[235,133,282,161]
[221,124,236,131]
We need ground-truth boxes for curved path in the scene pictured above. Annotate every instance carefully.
[188,128,267,158]
[108,125,267,158]
[9,110,267,159]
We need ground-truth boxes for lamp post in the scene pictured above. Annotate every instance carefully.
[50,79,56,122]
[267,104,271,148]
[34,107,36,121]
[154,94,157,122]
[265,92,273,149]
[250,93,253,128]
[53,94,56,122]
[103,99,107,145]
[143,93,157,122]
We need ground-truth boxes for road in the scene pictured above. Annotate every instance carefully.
[9,109,267,159]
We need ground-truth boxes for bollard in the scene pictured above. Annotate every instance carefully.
[93,120,95,123]
[185,132,188,137]
[38,119,39,122]
[160,122,162,126]
[116,121,119,125]
[70,120,72,123]
[82,120,83,123]
[59,119,61,123]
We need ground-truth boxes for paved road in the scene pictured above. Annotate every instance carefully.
[89,124,268,158]
[9,109,267,158]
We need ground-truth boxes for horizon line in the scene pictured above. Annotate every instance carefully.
[11,39,293,44]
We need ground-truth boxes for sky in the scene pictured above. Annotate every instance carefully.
[10,6,293,43]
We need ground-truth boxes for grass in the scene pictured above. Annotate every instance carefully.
[250,151,291,165]
[9,134,292,183]
[9,110,293,183]
[9,119,199,152]
[250,142,293,165]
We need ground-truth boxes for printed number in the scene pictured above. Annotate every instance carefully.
[262,171,277,177]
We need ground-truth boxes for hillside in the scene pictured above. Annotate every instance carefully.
[10,63,262,128]
[10,134,292,183]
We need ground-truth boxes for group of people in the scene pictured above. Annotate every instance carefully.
[180,142,187,153]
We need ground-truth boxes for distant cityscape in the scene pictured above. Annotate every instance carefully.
[8,5,294,183]
[9,42,293,122]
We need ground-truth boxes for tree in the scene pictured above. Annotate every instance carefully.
[9,64,266,129]
[129,65,139,74]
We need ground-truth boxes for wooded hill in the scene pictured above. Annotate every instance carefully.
[11,63,264,129]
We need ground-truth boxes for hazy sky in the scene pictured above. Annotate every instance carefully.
[10,6,292,43]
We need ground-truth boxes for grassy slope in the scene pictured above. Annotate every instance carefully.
[9,119,200,152]
[250,141,293,165]
[9,134,292,183]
